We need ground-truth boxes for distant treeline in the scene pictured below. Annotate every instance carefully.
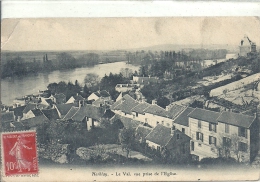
[1,52,100,78]
[187,49,228,60]
[127,49,228,65]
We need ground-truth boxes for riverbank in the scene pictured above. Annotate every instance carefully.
[1,62,139,105]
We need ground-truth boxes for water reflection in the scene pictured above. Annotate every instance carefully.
[1,62,139,105]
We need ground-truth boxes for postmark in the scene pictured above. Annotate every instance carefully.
[1,131,39,176]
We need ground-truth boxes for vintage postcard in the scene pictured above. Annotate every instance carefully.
[1,2,260,182]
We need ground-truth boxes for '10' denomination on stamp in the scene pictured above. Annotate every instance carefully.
[1,131,39,176]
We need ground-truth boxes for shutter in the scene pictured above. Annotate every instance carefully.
[215,124,217,132]
[209,124,211,131]
[245,129,247,139]
[238,127,241,136]
[214,137,217,146]
[201,133,204,142]
[196,132,199,140]
[209,136,211,144]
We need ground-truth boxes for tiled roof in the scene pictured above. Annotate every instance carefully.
[44,98,53,105]
[102,109,115,119]
[11,122,25,129]
[85,105,105,121]
[92,98,114,107]
[71,107,87,122]
[110,114,141,129]
[21,115,49,127]
[166,129,191,150]
[136,125,153,139]
[62,105,106,122]
[131,102,150,114]
[94,90,111,98]
[173,107,195,127]
[111,94,139,114]
[2,121,11,131]
[63,106,79,120]
[168,104,186,118]
[1,111,14,122]
[143,104,170,118]
[13,105,26,117]
[145,124,172,146]
[23,103,37,113]
[217,111,255,128]
[188,108,220,124]
[73,95,84,101]
[31,109,44,117]
[42,108,60,120]
[53,93,66,103]
[56,103,73,116]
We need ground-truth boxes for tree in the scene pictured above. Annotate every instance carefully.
[46,120,68,144]
[82,84,90,98]
[57,52,77,69]
[47,82,58,95]
[120,68,133,78]
[157,97,170,108]
[84,73,100,88]
[118,128,135,159]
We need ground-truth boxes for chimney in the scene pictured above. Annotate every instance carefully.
[152,100,157,105]
[171,127,175,135]
[165,105,170,111]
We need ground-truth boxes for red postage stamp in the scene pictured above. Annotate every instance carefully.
[1,131,39,176]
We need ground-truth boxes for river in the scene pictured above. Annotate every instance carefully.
[1,62,140,106]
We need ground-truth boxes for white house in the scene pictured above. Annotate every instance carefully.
[87,90,111,101]
[187,108,258,162]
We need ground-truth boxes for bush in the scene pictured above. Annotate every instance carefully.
[200,157,238,165]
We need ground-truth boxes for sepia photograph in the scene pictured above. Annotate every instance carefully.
[1,2,260,182]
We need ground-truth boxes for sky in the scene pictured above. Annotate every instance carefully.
[1,17,260,51]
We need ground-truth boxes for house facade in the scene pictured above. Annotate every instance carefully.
[87,90,111,101]
[188,108,258,162]
[111,94,259,163]
[145,124,190,163]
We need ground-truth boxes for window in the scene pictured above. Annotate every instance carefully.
[136,112,138,117]
[182,128,185,133]
[157,121,159,125]
[223,137,231,147]
[209,136,217,146]
[166,123,170,127]
[198,143,202,147]
[133,114,135,119]
[125,113,127,116]
[196,132,203,142]
[177,134,180,140]
[161,121,164,125]
[209,123,217,132]
[225,124,229,133]
[198,120,201,128]
[172,125,175,130]
[157,146,161,151]
[238,127,247,138]
[238,142,247,152]
[191,141,195,151]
